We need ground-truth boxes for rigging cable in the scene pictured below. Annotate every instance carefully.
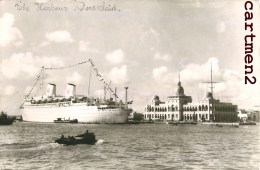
[20,59,120,108]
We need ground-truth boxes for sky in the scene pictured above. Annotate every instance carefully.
[0,0,260,115]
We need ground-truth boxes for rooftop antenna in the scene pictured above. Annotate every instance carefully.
[202,62,220,97]
[178,68,181,83]
[201,61,220,121]
[210,62,213,97]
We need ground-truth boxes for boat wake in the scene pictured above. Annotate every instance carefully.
[23,142,61,151]
[95,139,104,145]
[36,143,61,150]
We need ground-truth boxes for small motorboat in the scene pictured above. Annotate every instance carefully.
[215,124,223,127]
[53,118,78,123]
[239,122,257,125]
[55,130,97,145]
[167,121,197,125]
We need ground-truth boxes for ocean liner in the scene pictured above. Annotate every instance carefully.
[20,59,132,123]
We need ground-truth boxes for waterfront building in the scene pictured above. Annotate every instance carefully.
[144,81,191,121]
[237,109,248,122]
[248,110,260,122]
[144,80,238,122]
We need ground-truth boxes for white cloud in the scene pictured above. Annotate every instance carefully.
[178,57,260,109]
[108,65,128,84]
[45,30,74,43]
[220,69,260,108]
[105,49,125,64]
[152,66,168,81]
[65,72,83,84]
[0,52,64,79]
[223,70,240,83]
[78,40,98,53]
[3,85,16,96]
[0,13,23,47]
[181,57,220,83]
[152,66,175,85]
[24,86,33,95]
[216,21,226,33]
[139,28,160,51]
[39,41,50,47]
[94,89,104,98]
[153,53,172,61]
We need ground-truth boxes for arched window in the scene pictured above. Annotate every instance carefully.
[205,105,208,111]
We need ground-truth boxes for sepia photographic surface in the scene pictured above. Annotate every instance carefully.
[0,0,259,169]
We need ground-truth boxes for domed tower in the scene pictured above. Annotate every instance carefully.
[151,95,160,105]
[176,81,184,96]
[206,92,213,99]
[174,70,191,121]
[176,69,185,96]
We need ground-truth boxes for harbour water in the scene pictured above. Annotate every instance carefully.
[0,122,259,169]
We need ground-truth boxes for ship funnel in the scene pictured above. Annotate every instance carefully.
[46,83,56,97]
[65,83,76,97]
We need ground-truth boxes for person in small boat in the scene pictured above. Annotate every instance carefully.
[61,135,64,139]
[76,130,90,137]
[69,136,75,140]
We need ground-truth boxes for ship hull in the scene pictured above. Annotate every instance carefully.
[21,103,131,123]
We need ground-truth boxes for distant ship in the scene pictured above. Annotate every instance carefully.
[0,111,14,125]
[20,59,132,123]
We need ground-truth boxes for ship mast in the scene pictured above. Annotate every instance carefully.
[104,85,107,100]
[40,66,45,96]
[87,64,92,96]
